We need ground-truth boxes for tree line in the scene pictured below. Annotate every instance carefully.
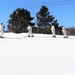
[7,5,75,35]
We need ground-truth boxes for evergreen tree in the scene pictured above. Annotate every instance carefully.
[36,5,61,34]
[36,5,54,33]
[7,8,35,33]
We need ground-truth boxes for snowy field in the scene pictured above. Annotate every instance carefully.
[0,32,75,75]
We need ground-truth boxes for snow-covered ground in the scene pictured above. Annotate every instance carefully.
[0,33,75,75]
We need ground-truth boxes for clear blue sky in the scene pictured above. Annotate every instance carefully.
[0,0,75,30]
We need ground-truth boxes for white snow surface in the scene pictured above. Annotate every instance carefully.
[0,32,75,75]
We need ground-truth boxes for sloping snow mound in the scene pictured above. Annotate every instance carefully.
[0,33,75,75]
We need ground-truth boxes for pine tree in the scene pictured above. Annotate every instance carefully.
[36,5,54,33]
[36,5,61,34]
[7,8,35,33]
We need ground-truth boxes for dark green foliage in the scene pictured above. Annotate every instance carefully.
[52,20,62,35]
[36,5,54,34]
[7,8,35,33]
[36,5,62,34]
[36,5,54,29]
[36,27,50,34]
[32,27,37,33]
